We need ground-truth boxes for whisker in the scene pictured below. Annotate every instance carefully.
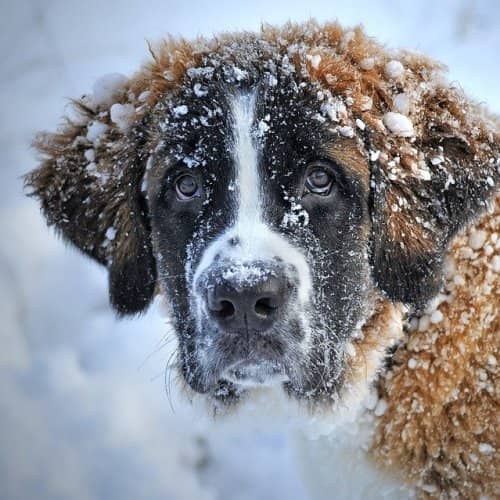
[138,329,177,370]
[164,348,179,412]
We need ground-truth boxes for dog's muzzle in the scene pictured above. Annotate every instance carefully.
[195,260,299,385]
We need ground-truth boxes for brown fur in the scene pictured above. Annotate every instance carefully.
[373,198,499,499]
[326,139,371,191]
[343,297,405,408]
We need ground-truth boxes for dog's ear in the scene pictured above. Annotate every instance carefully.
[25,82,156,316]
[369,88,499,308]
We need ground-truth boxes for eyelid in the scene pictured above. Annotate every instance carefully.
[305,159,337,173]
[162,164,198,189]
[303,160,336,196]
[165,167,189,181]
[175,173,202,201]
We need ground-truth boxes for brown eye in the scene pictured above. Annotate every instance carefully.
[305,167,334,195]
[175,174,200,200]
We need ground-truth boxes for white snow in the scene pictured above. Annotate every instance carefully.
[478,443,494,454]
[392,93,410,115]
[257,115,271,137]
[173,104,189,117]
[105,227,117,241]
[193,83,208,97]
[92,73,128,106]
[374,398,388,417]
[355,118,366,130]
[187,66,215,80]
[430,310,444,324]
[110,103,136,131]
[339,126,355,137]
[492,255,500,273]
[418,314,431,332]
[182,156,199,168]
[138,90,151,102]
[233,66,248,81]
[84,148,95,162]
[384,60,405,80]
[281,201,310,227]
[321,99,347,122]
[86,120,109,143]
[416,165,432,181]
[306,53,322,69]
[383,112,415,137]
[468,229,487,250]
[359,57,375,70]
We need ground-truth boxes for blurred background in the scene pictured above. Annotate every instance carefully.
[1,1,499,499]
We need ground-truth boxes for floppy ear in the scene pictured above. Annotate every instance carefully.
[369,89,499,308]
[25,89,156,316]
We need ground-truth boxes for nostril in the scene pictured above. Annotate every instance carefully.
[207,286,236,319]
[254,297,278,318]
[205,268,290,331]
[218,300,236,319]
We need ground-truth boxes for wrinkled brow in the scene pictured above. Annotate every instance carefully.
[322,137,370,192]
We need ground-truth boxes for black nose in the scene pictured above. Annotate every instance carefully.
[206,271,290,332]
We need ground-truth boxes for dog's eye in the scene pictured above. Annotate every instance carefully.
[305,166,334,196]
[175,174,201,200]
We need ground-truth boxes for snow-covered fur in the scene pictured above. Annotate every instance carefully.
[26,21,498,498]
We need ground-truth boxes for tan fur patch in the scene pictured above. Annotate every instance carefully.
[383,187,435,254]
[372,197,500,498]
[342,297,405,408]
[325,139,371,192]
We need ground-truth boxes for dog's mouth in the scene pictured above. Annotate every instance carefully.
[184,316,305,398]
[221,359,289,387]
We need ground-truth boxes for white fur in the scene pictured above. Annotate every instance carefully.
[192,93,312,304]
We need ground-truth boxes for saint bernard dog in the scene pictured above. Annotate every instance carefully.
[27,21,498,498]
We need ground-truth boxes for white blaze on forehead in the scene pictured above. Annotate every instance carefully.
[232,92,262,231]
[191,92,312,305]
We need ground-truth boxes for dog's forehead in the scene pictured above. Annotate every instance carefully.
[163,79,322,156]
[147,72,369,188]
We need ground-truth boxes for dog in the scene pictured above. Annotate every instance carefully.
[26,21,498,498]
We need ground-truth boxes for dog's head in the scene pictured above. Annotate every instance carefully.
[27,22,499,408]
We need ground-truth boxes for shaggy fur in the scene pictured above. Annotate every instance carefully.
[373,198,499,498]
[26,21,499,497]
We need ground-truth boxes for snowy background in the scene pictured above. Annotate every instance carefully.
[1,1,499,499]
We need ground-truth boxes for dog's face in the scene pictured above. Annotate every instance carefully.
[27,24,499,409]
[147,76,373,402]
